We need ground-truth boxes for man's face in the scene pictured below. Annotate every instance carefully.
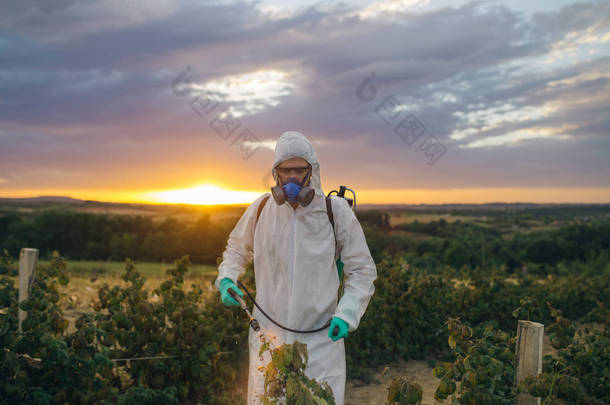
[276,157,311,186]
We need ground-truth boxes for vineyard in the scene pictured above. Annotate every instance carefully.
[0,206,609,404]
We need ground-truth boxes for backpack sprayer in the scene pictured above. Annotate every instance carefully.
[327,185,356,210]
[230,186,357,337]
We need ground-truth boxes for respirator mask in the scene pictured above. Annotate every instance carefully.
[271,165,315,207]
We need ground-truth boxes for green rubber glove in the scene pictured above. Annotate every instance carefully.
[328,317,349,341]
[219,278,244,307]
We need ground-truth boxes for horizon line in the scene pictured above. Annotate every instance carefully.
[1,194,610,207]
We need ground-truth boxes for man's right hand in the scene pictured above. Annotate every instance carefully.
[219,278,244,306]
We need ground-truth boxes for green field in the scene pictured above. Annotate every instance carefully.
[35,259,218,278]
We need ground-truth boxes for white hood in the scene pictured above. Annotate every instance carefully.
[271,131,324,197]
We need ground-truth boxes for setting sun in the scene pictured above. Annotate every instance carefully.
[141,184,261,205]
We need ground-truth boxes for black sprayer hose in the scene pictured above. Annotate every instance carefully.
[237,280,334,334]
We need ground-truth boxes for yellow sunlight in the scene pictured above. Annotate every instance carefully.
[140,184,262,205]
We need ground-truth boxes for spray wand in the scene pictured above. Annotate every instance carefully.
[228,288,260,332]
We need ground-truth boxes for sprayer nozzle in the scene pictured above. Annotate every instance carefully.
[251,319,260,332]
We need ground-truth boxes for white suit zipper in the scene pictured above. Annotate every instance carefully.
[288,208,297,292]
[286,207,297,334]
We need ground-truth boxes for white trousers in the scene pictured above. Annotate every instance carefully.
[246,327,346,405]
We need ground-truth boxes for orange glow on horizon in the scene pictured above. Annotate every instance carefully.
[1,187,610,205]
[140,183,261,205]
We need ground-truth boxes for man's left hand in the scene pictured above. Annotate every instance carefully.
[328,317,349,341]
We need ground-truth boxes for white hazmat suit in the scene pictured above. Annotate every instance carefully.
[215,131,377,404]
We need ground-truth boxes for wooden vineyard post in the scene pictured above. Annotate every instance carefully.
[514,320,544,405]
[18,248,39,332]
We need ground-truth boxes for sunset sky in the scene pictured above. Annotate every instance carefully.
[1,0,609,205]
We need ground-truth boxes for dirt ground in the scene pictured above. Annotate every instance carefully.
[345,360,447,405]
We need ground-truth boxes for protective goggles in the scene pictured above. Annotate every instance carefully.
[276,165,311,177]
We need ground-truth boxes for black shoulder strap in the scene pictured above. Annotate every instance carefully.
[256,195,270,225]
[326,196,340,262]
[325,196,335,231]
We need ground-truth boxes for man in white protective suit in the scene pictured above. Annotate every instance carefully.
[214,131,377,405]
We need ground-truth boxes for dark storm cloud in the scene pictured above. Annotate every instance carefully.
[0,0,604,125]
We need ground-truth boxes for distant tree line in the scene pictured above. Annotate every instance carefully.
[0,209,236,264]
[0,207,608,272]
[361,216,610,274]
